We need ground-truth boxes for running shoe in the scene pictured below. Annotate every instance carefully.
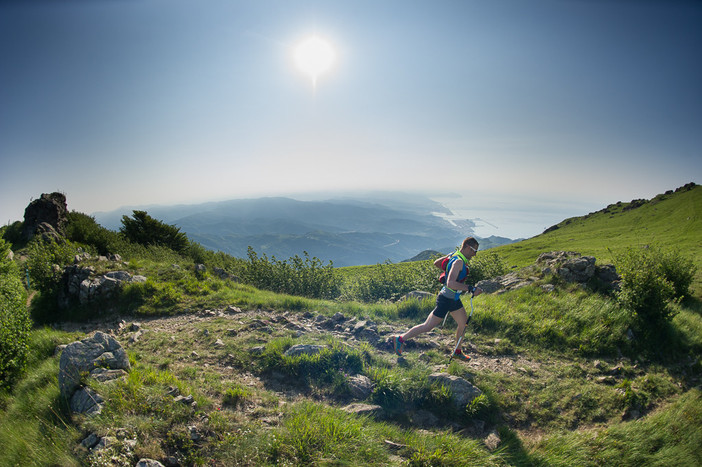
[452,348,471,362]
[393,336,404,355]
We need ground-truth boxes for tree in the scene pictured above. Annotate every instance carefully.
[120,211,188,253]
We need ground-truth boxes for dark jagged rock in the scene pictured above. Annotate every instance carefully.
[22,192,68,241]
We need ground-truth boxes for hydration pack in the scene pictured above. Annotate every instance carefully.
[438,251,469,286]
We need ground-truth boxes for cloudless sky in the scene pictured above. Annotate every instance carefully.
[1,0,700,239]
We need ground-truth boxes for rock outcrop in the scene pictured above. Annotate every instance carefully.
[58,332,130,414]
[22,192,68,241]
[58,259,147,308]
[476,251,620,295]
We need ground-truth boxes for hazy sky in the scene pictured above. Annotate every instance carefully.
[2,0,700,238]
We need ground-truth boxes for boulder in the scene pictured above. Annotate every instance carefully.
[284,344,325,357]
[58,332,130,413]
[347,374,373,400]
[412,409,439,427]
[353,320,379,342]
[484,430,502,451]
[596,264,621,291]
[536,251,595,283]
[70,387,104,415]
[475,279,502,294]
[81,433,100,449]
[428,373,482,409]
[213,267,240,282]
[34,222,64,243]
[90,368,129,383]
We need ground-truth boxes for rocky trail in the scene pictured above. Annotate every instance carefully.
[54,305,546,380]
[52,305,627,435]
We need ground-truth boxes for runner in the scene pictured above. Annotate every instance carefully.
[393,237,482,361]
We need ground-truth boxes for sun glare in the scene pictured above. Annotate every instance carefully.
[294,35,335,88]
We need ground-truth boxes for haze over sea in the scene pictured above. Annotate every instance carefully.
[431,192,602,240]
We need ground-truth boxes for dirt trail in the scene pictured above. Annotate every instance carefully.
[54,307,549,384]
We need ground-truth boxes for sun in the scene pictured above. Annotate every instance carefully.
[294,35,335,88]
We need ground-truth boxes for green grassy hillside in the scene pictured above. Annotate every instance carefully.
[1,185,700,466]
[494,184,701,297]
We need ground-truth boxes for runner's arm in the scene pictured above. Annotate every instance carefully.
[433,254,450,269]
[446,259,474,293]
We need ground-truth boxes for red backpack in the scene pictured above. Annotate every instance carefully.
[438,252,469,286]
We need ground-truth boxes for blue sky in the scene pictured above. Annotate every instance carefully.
[1,0,700,239]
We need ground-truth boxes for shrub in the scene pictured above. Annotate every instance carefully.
[0,239,31,390]
[657,248,697,299]
[466,250,508,284]
[242,248,341,300]
[65,211,126,256]
[344,261,414,302]
[614,246,696,326]
[1,221,25,248]
[25,238,78,293]
[120,210,189,254]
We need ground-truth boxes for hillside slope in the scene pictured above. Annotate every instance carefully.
[494,183,701,296]
[2,185,700,466]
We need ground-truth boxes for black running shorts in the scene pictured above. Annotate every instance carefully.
[431,294,464,319]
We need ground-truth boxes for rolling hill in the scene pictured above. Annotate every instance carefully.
[492,183,701,297]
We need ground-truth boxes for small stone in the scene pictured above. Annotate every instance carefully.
[484,431,501,451]
[81,433,99,449]
[136,458,166,467]
[189,426,202,442]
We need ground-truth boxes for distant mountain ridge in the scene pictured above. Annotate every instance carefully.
[94,193,517,267]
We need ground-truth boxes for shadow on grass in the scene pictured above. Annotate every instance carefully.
[683,296,702,316]
[498,426,538,466]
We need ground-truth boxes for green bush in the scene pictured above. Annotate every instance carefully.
[65,211,126,256]
[658,248,697,299]
[243,248,341,300]
[0,239,31,390]
[120,210,189,254]
[466,250,508,284]
[25,238,78,294]
[0,221,25,248]
[615,246,696,325]
[342,259,439,302]
[343,261,416,302]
